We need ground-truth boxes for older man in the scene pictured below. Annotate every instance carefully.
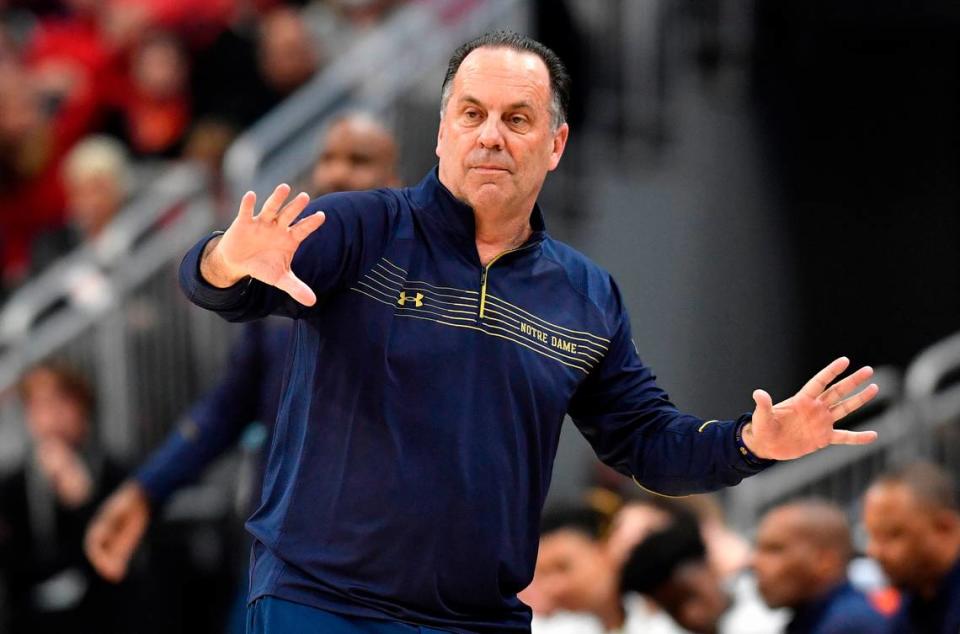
[864,463,960,634]
[753,500,886,633]
[179,31,878,633]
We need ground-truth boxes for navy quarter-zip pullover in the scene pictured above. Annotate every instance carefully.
[179,168,771,633]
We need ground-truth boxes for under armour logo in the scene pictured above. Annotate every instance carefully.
[397,291,424,307]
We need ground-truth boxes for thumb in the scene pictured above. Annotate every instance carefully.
[275,269,317,307]
[752,389,774,420]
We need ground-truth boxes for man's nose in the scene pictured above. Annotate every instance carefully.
[477,116,504,150]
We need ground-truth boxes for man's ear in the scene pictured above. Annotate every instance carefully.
[548,122,570,171]
[435,119,444,159]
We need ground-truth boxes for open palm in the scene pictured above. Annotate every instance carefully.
[211,184,326,306]
[745,357,879,460]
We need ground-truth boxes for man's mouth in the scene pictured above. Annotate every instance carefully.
[471,165,510,174]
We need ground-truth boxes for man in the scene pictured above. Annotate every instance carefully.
[753,500,887,633]
[864,463,960,633]
[180,31,878,633]
[29,135,131,277]
[83,113,400,584]
[309,112,401,196]
[621,513,783,634]
[533,504,683,633]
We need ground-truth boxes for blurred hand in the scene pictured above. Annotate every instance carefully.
[35,438,92,507]
[84,480,150,583]
[605,503,672,566]
[744,357,879,460]
[201,184,326,306]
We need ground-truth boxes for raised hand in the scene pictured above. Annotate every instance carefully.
[201,184,326,306]
[743,357,879,461]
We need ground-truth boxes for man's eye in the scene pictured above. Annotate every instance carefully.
[510,116,527,126]
[465,110,479,119]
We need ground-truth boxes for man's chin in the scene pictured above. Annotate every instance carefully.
[465,185,510,210]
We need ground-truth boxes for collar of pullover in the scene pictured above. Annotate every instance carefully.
[412,166,547,261]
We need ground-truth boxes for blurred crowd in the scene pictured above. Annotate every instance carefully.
[527,462,960,634]
[1,2,959,633]
[0,0,404,303]
[0,109,402,632]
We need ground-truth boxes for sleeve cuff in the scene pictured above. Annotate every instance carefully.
[730,413,776,473]
[178,232,255,311]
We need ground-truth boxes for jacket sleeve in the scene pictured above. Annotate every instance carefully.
[567,279,773,496]
[178,189,398,322]
[134,321,271,506]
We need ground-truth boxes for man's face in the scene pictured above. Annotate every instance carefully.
[311,118,398,195]
[753,508,823,608]
[67,173,123,236]
[652,562,729,634]
[436,47,568,214]
[534,530,612,614]
[22,370,88,448]
[258,9,317,94]
[864,483,943,591]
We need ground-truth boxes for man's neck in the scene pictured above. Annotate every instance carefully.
[474,209,532,266]
[917,535,960,600]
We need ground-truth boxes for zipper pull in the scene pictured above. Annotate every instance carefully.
[479,267,489,320]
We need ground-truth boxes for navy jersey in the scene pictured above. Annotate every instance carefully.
[135,318,292,506]
[179,168,770,633]
[887,556,960,634]
[786,581,888,634]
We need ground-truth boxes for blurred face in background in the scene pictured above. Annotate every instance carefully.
[0,66,42,148]
[67,172,123,237]
[258,8,318,94]
[436,46,567,216]
[133,34,188,100]
[754,508,825,608]
[311,116,399,195]
[650,562,729,634]
[864,482,946,592]
[21,368,90,448]
[535,529,614,615]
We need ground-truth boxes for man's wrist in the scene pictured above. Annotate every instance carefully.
[736,419,773,465]
[200,234,246,288]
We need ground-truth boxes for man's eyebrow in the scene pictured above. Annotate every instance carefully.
[458,96,536,111]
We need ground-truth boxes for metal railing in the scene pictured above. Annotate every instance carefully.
[0,164,226,464]
[224,0,527,207]
[726,336,960,532]
[0,0,525,469]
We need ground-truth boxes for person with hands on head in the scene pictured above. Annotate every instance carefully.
[0,361,127,633]
[84,114,400,585]
[178,31,879,634]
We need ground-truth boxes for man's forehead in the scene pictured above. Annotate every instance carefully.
[866,482,924,514]
[453,46,550,94]
[324,118,392,150]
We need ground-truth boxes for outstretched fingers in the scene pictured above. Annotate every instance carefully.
[799,357,851,399]
[277,192,312,227]
[830,382,880,421]
[290,210,326,243]
[256,183,292,220]
[818,365,874,406]
[830,429,878,446]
